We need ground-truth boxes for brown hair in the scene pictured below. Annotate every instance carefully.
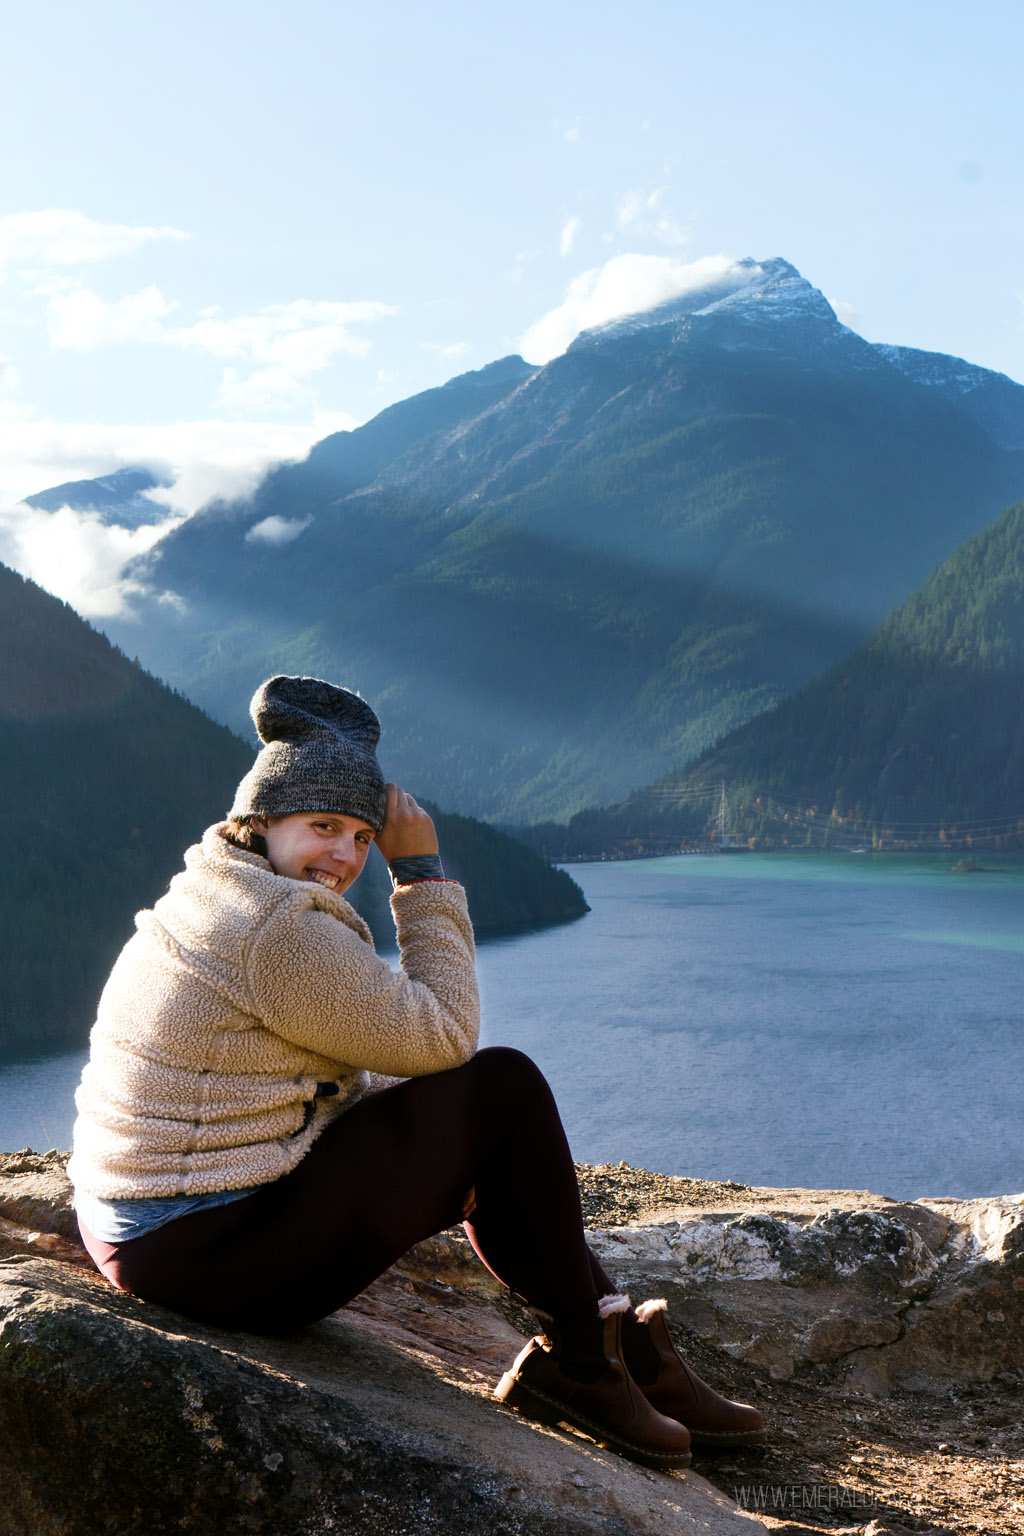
[221,817,268,858]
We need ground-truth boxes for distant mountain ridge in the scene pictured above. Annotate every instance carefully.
[31,256,1024,822]
[22,467,172,528]
[874,345,1024,452]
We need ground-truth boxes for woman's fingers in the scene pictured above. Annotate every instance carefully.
[387,784,423,812]
[386,784,420,819]
[378,783,439,860]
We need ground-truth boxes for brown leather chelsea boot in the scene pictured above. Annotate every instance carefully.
[624,1299,767,1449]
[495,1295,692,1470]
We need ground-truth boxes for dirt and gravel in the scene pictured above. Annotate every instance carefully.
[556,1163,1024,1536]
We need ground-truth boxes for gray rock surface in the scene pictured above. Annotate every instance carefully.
[2,1152,1022,1533]
[0,1259,764,1536]
[585,1185,1024,1394]
[0,1154,760,1536]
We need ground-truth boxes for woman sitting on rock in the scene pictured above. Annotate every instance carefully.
[70,674,763,1471]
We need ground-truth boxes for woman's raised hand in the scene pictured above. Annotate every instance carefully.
[375,784,439,862]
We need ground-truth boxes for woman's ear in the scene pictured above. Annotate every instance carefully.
[250,815,268,834]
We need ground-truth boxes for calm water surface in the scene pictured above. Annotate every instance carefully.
[2,852,1022,1199]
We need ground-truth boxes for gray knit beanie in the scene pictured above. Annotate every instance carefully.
[228,675,388,833]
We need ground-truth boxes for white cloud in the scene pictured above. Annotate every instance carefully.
[0,405,356,617]
[560,217,582,258]
[553,117,583,145]
[245,515,312,546]
[616,186,688,247]
[44,288,397,412]
[0,501,184,618]
[520,253,747,364]
[0,402,353,515]
[829,298,860,329]
[168,298,393,363]
[509,248,543,284]
[0,353,19,397]
[421,341,471,360]
[47,285,178,347]
[217,365,313,415]
[616,190,646,227]
[0,209,189,271]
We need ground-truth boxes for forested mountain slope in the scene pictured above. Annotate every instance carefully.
[0,564,584,1056]
[681,497,1024,840]
[535,500,1024,854]
[83,259,1024,820]
[0,563,253,1054]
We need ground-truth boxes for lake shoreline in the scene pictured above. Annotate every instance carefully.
[557,845,1024,865]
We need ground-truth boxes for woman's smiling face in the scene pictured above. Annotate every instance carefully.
[253,811,376,895]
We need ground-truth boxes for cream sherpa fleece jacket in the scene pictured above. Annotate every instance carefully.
[68,824,479,1199]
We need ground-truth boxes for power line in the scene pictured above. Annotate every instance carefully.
[614,780,1024,843]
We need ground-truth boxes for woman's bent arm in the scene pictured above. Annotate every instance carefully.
[246,878,479,1077]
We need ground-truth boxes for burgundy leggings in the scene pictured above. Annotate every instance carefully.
[79,1047,616,1334]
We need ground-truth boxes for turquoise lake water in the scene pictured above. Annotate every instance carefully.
[2,851,1022,1200]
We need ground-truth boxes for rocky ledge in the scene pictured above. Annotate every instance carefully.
[1,1151,1021,1536]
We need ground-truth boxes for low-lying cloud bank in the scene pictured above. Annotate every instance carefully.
[0,504,182,619]
[0,410,353,619]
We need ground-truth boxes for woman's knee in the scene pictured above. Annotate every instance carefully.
[467,1046,555,1107]
[403,1047,557,1130]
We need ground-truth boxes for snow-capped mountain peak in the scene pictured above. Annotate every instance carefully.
[567,256,845,356]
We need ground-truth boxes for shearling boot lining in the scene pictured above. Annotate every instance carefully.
[635,1298,668,1323]
[597,1292,632,1318]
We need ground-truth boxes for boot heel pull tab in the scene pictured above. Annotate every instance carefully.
[635,1298,668,1323]
[596,1292,632,1318]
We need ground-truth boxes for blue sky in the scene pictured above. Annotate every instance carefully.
[2,0,1023,609]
